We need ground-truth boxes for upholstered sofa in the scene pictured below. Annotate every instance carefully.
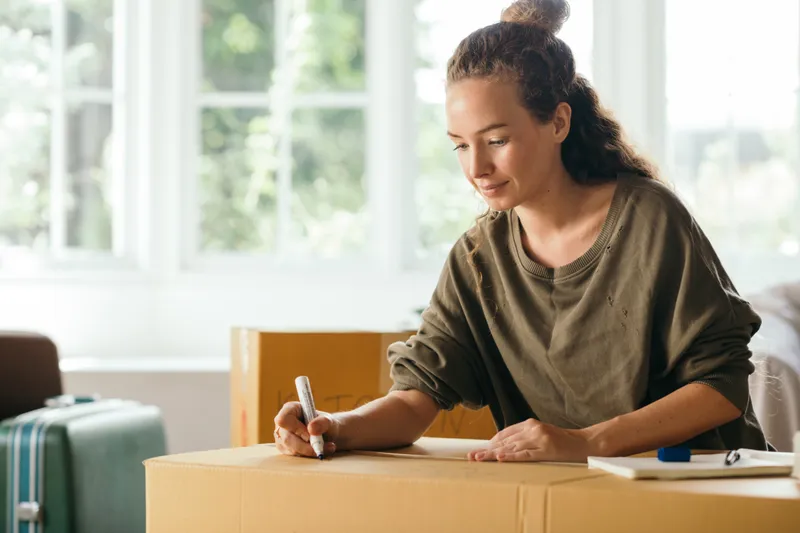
[748,281,800,451]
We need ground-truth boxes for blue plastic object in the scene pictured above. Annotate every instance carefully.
[657,446,691,462]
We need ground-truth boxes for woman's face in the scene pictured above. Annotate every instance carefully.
[445,78,570,211]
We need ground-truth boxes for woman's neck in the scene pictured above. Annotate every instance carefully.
[514,168,598,235]
[513,169,617,269]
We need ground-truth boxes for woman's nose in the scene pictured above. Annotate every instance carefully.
[469,149,492,180]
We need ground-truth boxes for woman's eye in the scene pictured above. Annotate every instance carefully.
[452,143,468,151]
[489,139,507,146]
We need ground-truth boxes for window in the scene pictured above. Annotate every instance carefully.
[5,0,799,361]
[196,0,368,260]
[0,0,124,269]
[2,0,797,292]
[193,0,593,268]
[413,0,594,262]
[665,0,800,257]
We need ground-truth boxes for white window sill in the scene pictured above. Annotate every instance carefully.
[59,357,231,373]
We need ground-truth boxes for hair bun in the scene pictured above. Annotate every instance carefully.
[501,0,570,34]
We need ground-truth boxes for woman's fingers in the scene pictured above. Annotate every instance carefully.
[470,426,531,460]
[466,448,487,461]
[470,419,550,461]
[307,415,332,437]
[476,442,520,461]
[496,449,546,462]
[490,418,540,447]
[324,441,336,456]
[276,429,337,458]
[274,402,310,442]
[277,426,317,457]
[487,431,528,451]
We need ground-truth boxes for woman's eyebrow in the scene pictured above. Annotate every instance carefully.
[447,123,509,139]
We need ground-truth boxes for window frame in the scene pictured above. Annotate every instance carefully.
[178,0,666,277]
[3,0,799,296]
[182,0,379,274]
[0,0,139,277]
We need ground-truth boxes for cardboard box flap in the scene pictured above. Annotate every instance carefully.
[145,438,606,533]
[145,437,594,483]
[356,436,490,460]
[351,437,586,468]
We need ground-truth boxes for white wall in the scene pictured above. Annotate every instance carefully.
[2,251,796,362]
[62,363,230,454]
[1,272,433,360]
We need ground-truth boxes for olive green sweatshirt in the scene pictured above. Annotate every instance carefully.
[388,173,769,451]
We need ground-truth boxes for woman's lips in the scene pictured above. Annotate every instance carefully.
[479,181,509,196]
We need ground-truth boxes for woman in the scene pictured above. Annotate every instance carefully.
[274,0,769,462]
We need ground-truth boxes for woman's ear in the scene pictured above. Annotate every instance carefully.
[552,102,572,143]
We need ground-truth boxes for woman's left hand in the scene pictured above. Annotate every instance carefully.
[467,418,594,463]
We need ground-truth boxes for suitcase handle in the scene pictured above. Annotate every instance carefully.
[17,501,42,522]
[45,393,101,408]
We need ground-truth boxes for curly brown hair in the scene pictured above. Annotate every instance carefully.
[446,0,660,275]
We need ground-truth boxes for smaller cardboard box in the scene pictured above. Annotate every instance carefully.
[230,328,497,447]
[549,470,800,533]
[144,437,604,533]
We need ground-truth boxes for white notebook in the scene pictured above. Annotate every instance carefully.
[587,449,795,480]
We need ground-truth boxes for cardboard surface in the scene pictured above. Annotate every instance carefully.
[145,438,800,533]
[230,328,497,447]
[549,472,800,533]
[144,437,602,533]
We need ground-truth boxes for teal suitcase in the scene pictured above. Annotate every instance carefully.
[1,396,167,533]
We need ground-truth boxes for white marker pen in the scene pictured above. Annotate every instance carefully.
[295,376,325,460]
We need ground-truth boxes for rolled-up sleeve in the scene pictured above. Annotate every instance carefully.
[657,217,761,414]
[671,308,759,413]
[387,241,488,411]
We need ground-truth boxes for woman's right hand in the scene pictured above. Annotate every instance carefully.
[273,401,340,458]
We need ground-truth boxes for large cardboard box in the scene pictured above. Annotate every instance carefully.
[145,438,800,533]
[145,439,800,533]
[548,471,800,533]
[230,328,497,446]
[144,437,603,533]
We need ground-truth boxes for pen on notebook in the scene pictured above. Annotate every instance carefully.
[295,376,325,460]
[724,449,741,466]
